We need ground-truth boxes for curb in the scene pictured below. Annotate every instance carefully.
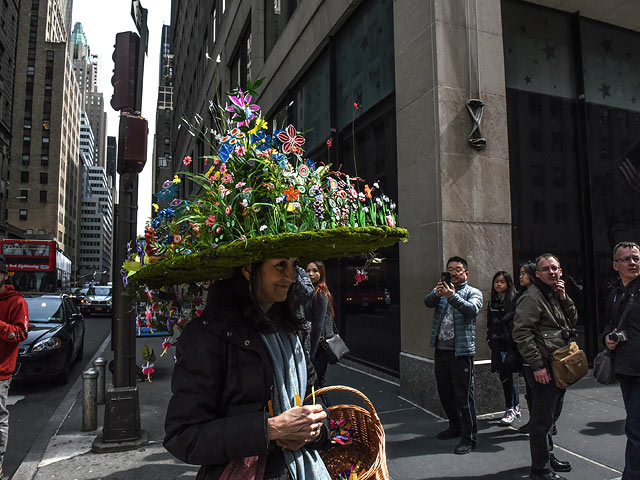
[11,335,111,480]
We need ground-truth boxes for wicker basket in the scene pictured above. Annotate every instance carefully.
[305,385,389,480]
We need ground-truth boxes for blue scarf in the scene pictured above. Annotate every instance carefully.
[260,330,331,480]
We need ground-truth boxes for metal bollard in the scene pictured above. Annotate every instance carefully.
[93,357,106,405]
[82,368,99,431]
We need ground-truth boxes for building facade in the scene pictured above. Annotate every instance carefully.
[106,135,116,188]
[70,22,107,169]
[169,0,640,413]
[78,158,112,285]
[0,0,21,238]
[152,24,174,197]
[8,0,82,269]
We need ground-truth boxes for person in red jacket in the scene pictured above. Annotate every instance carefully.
[0,255,28,476]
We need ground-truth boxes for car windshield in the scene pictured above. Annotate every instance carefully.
[25,297,64,324]
[88,287,111,296]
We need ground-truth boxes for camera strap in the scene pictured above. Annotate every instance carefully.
[613,286,638,333]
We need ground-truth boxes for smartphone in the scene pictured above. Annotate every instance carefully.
[441,271,451,285]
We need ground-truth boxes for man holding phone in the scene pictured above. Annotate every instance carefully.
[513,253,577,480]
[424,256,483,454]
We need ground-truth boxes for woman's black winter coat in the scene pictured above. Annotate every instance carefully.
[163,279,329,480]
[486,294,520,373]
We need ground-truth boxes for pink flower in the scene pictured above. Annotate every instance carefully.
[386,215,396,228]
[183,156,192,166]
[326,139,332,147]
[234,146,247,156]
[220,164,227,173]
[236,181,246,189]
[205,215,216,227]
[222,174,233,184]
[242,187,253,193]
[213,157,220,165]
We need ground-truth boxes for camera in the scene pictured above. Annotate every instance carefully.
[608,331,629,343]
[561,328,578,341]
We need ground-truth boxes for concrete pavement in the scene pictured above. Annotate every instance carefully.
[12,336,628,479]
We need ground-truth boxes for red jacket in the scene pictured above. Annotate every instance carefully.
[0,285,28,380]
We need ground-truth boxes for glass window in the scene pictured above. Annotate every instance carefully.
[40,190,47,202]
[264,0,299,58]
[19,209,27,220]
[20,171,29,183]
[40,172,47,184]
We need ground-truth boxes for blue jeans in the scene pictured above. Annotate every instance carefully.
[619,375,640,480]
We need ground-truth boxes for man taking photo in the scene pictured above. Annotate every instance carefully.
[0,255,28,477]
[513,253,576,480]
[604,241,640,480]
[424,256,483,455]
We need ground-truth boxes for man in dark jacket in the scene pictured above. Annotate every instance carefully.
[513,253,576,480]
[603,241,640,480]
[0,255,28,477]
[424,256,483,455]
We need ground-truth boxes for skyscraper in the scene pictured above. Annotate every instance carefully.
[0,0,21,238]
[8,0,82,268]
[152,24,174,198]
[71,22,107,169]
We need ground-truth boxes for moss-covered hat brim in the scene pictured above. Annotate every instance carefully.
[131,226,408,287]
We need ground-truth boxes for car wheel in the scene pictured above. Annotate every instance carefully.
[55,349,72,385]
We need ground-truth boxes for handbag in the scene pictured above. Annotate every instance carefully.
[593,288,637,385]
[321,334,350,364]
[218,456,265,480]
[593,349,616,385]
[551,341,588,389]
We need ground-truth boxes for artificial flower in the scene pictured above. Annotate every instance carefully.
[276,125,305,153]
[183,156,192,166]
[283,186,300,201]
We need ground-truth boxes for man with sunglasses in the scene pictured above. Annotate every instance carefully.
[604,241,640,480]
[425,256,483,455]
[513,253,577,480]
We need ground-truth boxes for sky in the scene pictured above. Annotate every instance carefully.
[71,0,171,234]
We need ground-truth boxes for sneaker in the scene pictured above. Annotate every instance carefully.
[514,405,521,418]
[499,408,517,425]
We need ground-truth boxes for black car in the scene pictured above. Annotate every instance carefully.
[15,293,85,384]
[70,287,89,306]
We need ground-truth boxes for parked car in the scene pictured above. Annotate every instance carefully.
[15,293,85,384]
[70,287,89,306]
[81,285,112,316]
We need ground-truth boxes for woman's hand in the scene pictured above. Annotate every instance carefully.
[267,405,326,450]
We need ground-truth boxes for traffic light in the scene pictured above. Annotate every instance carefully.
[117,113,148,174]
[111,32,139,112]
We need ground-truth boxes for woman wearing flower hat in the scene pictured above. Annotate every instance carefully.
[130,83,407,479]
[164,258,332,479]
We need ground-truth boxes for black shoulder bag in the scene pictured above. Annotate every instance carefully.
[320,312,350,364]
[593,288,637,385]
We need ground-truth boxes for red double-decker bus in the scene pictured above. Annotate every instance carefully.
[0,239,72,292]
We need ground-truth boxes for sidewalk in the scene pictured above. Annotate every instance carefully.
[13,336,627,479]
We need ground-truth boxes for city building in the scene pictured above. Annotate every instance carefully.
[70,22,107,169]
[169,0,640,413]
[106,135,116,188]
[79,111,94,165]
[152,24,174,198]
[8,0,82,269]
[78,155,112,285]
[0,0,21,239]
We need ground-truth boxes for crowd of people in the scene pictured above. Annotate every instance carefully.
[425,242,640,480]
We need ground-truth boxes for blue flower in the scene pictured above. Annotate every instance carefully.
[218,144,234,163]
[305,158,315,169]
[273,153,288,169]
[251,131,273,151]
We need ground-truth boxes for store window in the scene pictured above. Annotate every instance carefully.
[502,0,640,358]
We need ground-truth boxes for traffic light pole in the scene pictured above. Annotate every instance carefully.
[113,173,138,388]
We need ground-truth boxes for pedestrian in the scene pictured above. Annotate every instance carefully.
[602,241,640,480]
[305,261,334,390]
[424,256,483,455]
[0,255,29,477]
[156,86,407,479]
[486,271,521,426]
[513,254,575,480]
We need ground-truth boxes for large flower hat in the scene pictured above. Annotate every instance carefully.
[126,79,408,288]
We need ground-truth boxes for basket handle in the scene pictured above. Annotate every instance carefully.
[304,385,378,416]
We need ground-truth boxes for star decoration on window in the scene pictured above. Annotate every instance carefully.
[542,44,557,60]
[524,75,532,84]
[598,83,611,99]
